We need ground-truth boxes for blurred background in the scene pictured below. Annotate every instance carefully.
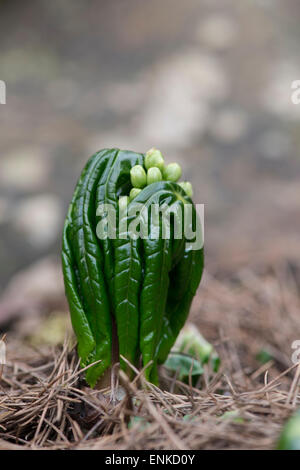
[0,0,300,333]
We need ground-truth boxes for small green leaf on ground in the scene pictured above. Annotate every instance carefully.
[277,410,300,450]
[164,353,204,383]
[256,349,273,364]
[164,323,221,384]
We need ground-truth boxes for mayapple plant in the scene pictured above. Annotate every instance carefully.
[62,147,204,387]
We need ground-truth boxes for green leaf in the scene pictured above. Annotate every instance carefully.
[256,349,273,364]
[277,410,300,450]
[170,324,220,371]
[164,352,204,382]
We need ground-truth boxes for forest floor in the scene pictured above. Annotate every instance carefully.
[1,254,300,450]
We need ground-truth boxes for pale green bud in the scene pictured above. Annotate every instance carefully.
[178,181,193,198]
[130,165,147,188]
[118,196,129,211]
[145,148,165,171]
[163,162,182,182]
[147,167,162,185]
[129,188,142,200]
